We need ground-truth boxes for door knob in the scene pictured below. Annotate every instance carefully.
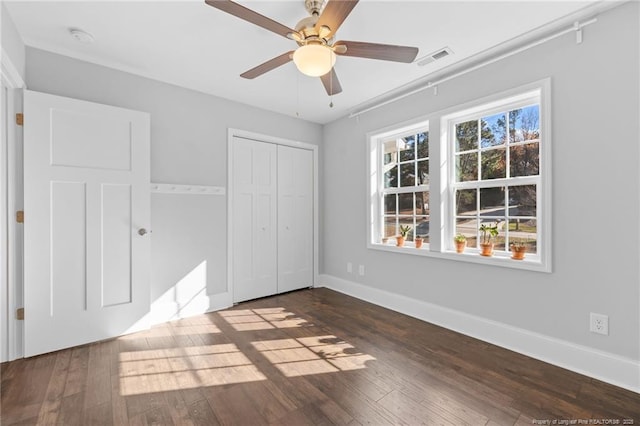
[138,228,148,236]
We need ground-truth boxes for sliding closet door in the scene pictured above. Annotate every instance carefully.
[231,137,278,303]
[277,145,313,293]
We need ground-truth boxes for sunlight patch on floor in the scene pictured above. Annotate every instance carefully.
[119,344,266,395]
[219,307,311,331]
[251,335,375,378]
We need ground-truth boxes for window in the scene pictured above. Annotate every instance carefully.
[451,97,541,255]
[375,124,430,248]
[368,80,550,271]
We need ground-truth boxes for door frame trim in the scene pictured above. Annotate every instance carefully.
[227,128,319,303]
[1,50,25,361]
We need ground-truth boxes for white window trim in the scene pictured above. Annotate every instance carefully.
[368,78,552,273]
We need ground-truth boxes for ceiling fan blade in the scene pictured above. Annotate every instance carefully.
[315,0,359,38]
[240,51,294,79]
[320,68,342,96]
[204,0,295,38]
[334,40,419,63]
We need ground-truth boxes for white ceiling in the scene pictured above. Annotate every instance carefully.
[5,0,613,124]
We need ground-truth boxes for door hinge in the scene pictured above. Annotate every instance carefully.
[16,308,24,320]
[16,113,23,126]
[16,210,24,223]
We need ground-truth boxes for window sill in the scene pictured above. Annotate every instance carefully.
[369,243,550,273]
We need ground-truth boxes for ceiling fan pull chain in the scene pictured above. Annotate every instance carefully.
[296,70,300,116]
[329,53,334,108]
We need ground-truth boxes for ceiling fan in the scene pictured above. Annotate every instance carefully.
[204,0,419,96]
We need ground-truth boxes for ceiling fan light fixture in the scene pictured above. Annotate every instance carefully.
[293,44,336,77]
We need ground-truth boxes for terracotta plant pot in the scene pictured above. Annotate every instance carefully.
[454,240,466,253]
[415,238,423,249]
[396,236,405,247]
[479,242,493,257]
[511,246,526,260]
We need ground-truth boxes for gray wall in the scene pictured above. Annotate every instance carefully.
[25,48,323,308]
[322,2,639,360]
[1,3,25,81]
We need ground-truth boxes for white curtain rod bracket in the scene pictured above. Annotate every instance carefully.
[574,21,583,44]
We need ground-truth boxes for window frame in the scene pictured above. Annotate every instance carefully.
[367,79,551,272]
[369,119,431,250]
[382,127,431,246]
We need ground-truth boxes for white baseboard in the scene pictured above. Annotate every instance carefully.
[318,274,640,394]
[150,291,232,325]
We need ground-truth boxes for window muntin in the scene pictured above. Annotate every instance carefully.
[452,101,541,256]
[380,130,430,244]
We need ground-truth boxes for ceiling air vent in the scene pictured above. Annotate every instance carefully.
[416,47,453,66]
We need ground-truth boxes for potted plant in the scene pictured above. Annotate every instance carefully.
[453,233,467,253]
[478,223,498,256]
[510,239,527,260]
[397,225,412,247]
[415,235,424,249]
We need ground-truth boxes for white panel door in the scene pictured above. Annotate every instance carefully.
[232,137,277,303]
[24,90,150,357]
[277,145,313,293]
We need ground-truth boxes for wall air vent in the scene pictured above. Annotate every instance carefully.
[416,47,453,66]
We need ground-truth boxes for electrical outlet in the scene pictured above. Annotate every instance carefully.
[590,313,609,335]
[347,262,352,273]
[358,265,365,276]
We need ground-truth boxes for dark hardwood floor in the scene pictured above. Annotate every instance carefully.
[1,288,639,425]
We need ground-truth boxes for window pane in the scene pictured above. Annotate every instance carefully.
[455,120,478,152]
[398,193,413,215]
[509,105,540,142]
[384,194,396,215]
[509,185,536,217]
[480,187,505,216]
[383,139,397,165]
[481,148,506,180]
[510,143,539,177]
[417,132,429,159]
[384,152,393,166]
[398,216,414,241]
[493,232,506,251]
[456,218,477,248]
[383,217,397,238]
[416,216,429,241]
[399,135,415,162]
[384,165,398,188]
[456,189,477,216]
[508,219,537,254]
[399,163,415,187]
[456,152,478,182]
[414,191,429,216]
[481,113,506,148]
[417,160,429,185]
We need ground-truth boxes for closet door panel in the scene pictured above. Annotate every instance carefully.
[277,145,313,293]
[232,137,277,303]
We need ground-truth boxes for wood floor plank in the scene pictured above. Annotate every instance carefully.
[187,397,220,426]
[378,388,460,425]
[2,288,639,426]
[63,345,90,397]
[57,391,86,426]
[36,350,72,425]
[84,341,113,411]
